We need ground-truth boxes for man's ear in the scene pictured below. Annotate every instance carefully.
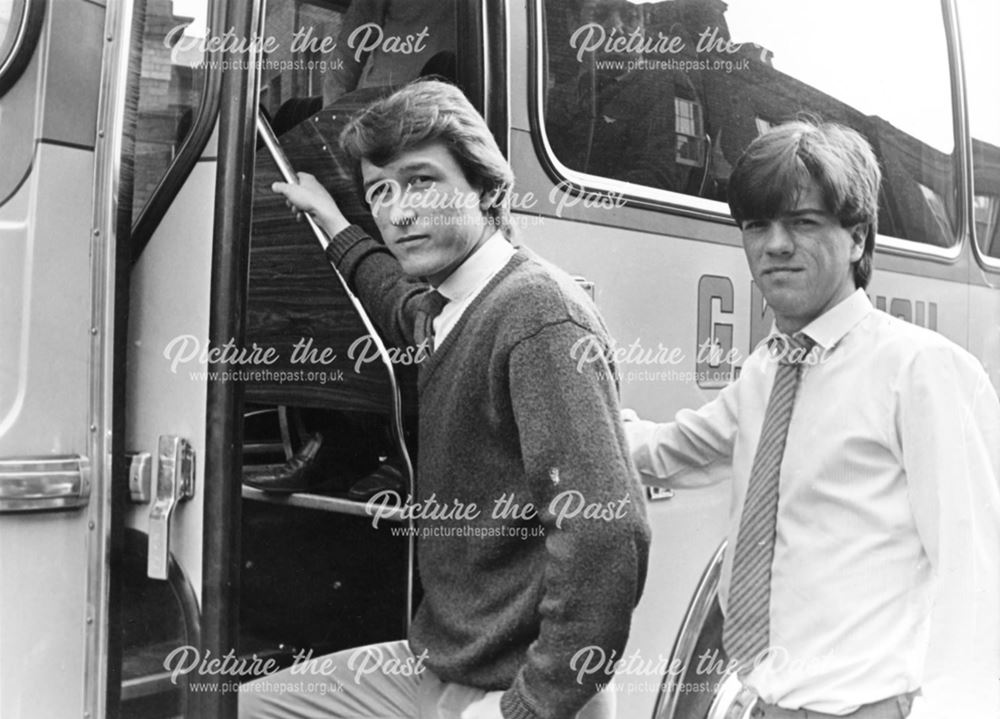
[849,224,867,261]
[479,186,502,212]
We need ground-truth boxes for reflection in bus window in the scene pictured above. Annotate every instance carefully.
[541,0,956,247]
[259,0,456,137]
[0,1,12,56]
[959,0,1000,260]
[131,0,210,221]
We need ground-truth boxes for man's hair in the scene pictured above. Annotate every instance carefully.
[727,121,882,289]
[339,79,515,240]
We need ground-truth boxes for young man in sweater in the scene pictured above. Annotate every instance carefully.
[240,80,650,719]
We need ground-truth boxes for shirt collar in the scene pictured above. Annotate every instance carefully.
[435,231,514,302]
[764,289,874,351]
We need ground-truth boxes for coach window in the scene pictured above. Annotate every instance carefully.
[129,0,211,223]
[0,1,14,62]
[540,0,957,248]
[0,0,44,96]
[959,1,1000,263]
[0,0,20,75]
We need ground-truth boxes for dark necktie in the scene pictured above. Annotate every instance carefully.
[412,289,448,352]
[724,332,815,673]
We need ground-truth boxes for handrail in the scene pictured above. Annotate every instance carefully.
[255,111,416,631]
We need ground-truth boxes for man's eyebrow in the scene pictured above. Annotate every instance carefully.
[362,161,439,191]
[396,160,438,175]
[785,206,827,216]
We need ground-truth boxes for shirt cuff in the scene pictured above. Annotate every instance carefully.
[324,224,373,266]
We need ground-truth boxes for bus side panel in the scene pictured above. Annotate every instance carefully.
[0,146,95,718]
[968,276,1000,392]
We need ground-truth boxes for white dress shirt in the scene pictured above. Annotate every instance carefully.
[625,290,1000,718]
[431,231,516,349]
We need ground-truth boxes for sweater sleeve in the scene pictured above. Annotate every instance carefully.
[324,224,429,348]
[501,320,651,719]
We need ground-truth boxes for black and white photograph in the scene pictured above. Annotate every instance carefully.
[0,1,997,718]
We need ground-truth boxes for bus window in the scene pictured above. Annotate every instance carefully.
[959,0,1000,262]
[0,0,44,96]
[258,0,457,135]
[0,0,15,66]
[130,0,211,222]
[540,0,957,248]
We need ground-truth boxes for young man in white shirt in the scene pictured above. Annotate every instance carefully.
[625,121,1000,718]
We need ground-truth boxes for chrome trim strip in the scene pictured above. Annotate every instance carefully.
[942,0,971,252]
[874,234,962,263]
[120,671,178,701]
[242,484,406,521]
[0,455,91,511]
[948,0,1000,273]
[85,0,136,715]
[653,542,726,719]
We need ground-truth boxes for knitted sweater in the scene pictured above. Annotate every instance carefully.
[327,226,650,719]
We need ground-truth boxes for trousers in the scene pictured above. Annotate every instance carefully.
[238,640,615,718]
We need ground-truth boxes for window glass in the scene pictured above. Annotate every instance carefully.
[958,0,1000,260]
[0,1,12,55]
[541,0,956,247]
[0,0,38,91]
[259,0,457,130]
[131,0,211,221]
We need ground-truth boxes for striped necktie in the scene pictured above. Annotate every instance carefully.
[724,332,815,673]
[413,289,448,352]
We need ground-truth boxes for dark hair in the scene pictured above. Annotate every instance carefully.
[339,79,515,239]
[728,121,882,288]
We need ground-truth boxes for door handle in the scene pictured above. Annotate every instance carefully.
[0,455,91,512]
[148,436,195,580]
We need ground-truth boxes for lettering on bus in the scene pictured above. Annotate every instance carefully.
[697,276,940,388]
[695,275,737,388]
[873,296,938,330]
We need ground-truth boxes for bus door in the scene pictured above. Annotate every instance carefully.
[234,0,482,702]
[117,1,488,717]
[114,0,220,716]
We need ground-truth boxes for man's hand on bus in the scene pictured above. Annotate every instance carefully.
[272,172,350,239]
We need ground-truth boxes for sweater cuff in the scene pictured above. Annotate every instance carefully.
[500,688,540,719]
[324,224,374,266]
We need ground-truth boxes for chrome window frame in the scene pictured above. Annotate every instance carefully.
[951,0,1000,273]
